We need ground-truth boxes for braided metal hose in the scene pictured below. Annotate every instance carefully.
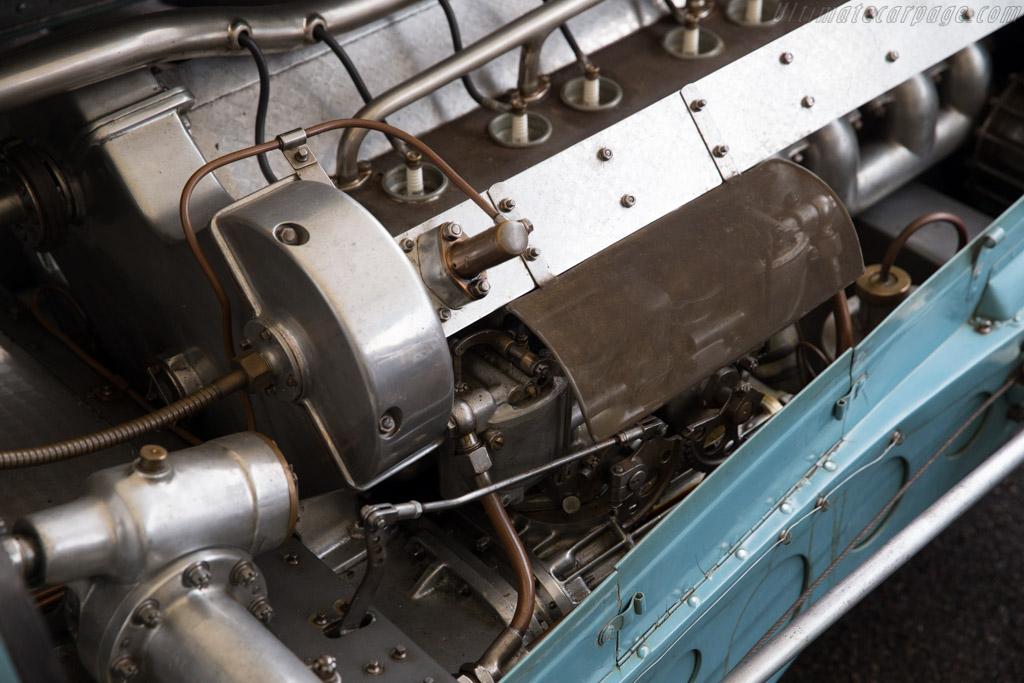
[0,370,248,469]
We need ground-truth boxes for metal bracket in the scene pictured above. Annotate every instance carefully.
[597,590,646,646]
[487,184,555,286]
[680,85,739,181]
[276,128,333,185]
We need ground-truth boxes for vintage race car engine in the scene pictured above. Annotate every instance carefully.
[0,1,1022,681]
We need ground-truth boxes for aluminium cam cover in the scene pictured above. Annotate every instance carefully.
[509,159,864,440]
[211,179,454,489]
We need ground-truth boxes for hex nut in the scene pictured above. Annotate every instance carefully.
[620,194,636,208]
[310,654,338,681]
[230,561,259,588]
[231,350,272,392]
[465,446,493,475]
[400,237,415,252]
[250,598,274,623]
[470,279,491,298]
[391,644,408,660]
[438,308,452,322]
[525,246,541,262]
[441,222,463,241]
[183,561,212,589]
[365,658,385,675]
[597,147,614,161]
[132,600,161,629]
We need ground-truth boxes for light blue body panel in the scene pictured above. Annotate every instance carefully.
[507,197,1024,683]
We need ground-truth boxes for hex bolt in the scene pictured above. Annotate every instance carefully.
[400,237,415,252]
[365,659,384,675]
[713,145,729,158]
[620,194,636,208]
[230,561,259,588]
[183,561,212,589]
[250,598,274,623]
[525,246,542,262]
[277,226,299,245]
[391,645,408,661]
[111,656,139,681]
[779,52,794,64]
[801,95,816,108]
[438,308,452,322]
[690,98,707,112]
[310,654,338,681]
[132,600,162,629]
[498,198,516,213]
[597,147,614,161]
[886,50,899,62]
[295,146,310,162]
[441,222,463,241]
[379,413,397,435]
[470,280,491,298]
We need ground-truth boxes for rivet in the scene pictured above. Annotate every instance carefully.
[780,502,794,514]
[780,52,794,64]
[736,548,749,560]
[687,595,701,608]
[886,50,899,62]
[801,96,816,108]
[823,460,838,472]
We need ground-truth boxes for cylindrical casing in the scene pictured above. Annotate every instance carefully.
[143,589,317,683]
[16,432,297,584]
[448,219,531,279]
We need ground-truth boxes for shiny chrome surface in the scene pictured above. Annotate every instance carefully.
[13,432,297,584]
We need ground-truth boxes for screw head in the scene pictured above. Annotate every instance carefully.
[690,98,707,112]
[391,645,408,660]
[886,50,899,62]
[295,146,310,162]
[183,561,212,589]
[400,237,415,252]
[250,598,274,623]
[470,279,491,298]
[277,226,300,245]
[780,52,794,64]
[801,95,816,108]
[438,308,452,322]
[365,658,384,675]
[378,413,398,436]
[132,600,161,628]
[597,147,614,161]
[111,656,139,681]
[498,198,516,213]
[620,194,636,208]
[487,432,504,451]
[713,144,729,158]
[525,246,541,262]
[441,222,463,241]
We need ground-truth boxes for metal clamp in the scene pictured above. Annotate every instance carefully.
[598,591,646,645]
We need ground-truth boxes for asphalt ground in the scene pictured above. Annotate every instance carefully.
[782,463,1024,682]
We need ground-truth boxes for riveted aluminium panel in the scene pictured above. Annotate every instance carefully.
[685,0,1019,176]
[398,92,723,335]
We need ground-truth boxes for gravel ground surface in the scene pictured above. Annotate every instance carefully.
[782,463,1024,683]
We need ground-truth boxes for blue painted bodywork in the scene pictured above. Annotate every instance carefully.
[508,197,1024,683]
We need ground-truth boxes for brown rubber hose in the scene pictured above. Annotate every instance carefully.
[0,369,247,469]
[832,291,853,357]
[481,491,535,634]
[879,211,968,282]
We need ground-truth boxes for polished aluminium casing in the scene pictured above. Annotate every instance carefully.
[14,432,298,585]
[211,178,455,490]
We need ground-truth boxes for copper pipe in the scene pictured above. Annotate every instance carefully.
[31,285,202,446]
[879,211,968,282]
[832,291,853,357]
[481,491,535,634]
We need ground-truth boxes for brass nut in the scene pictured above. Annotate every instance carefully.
[855,263,912,308]
[232,350,273,392]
